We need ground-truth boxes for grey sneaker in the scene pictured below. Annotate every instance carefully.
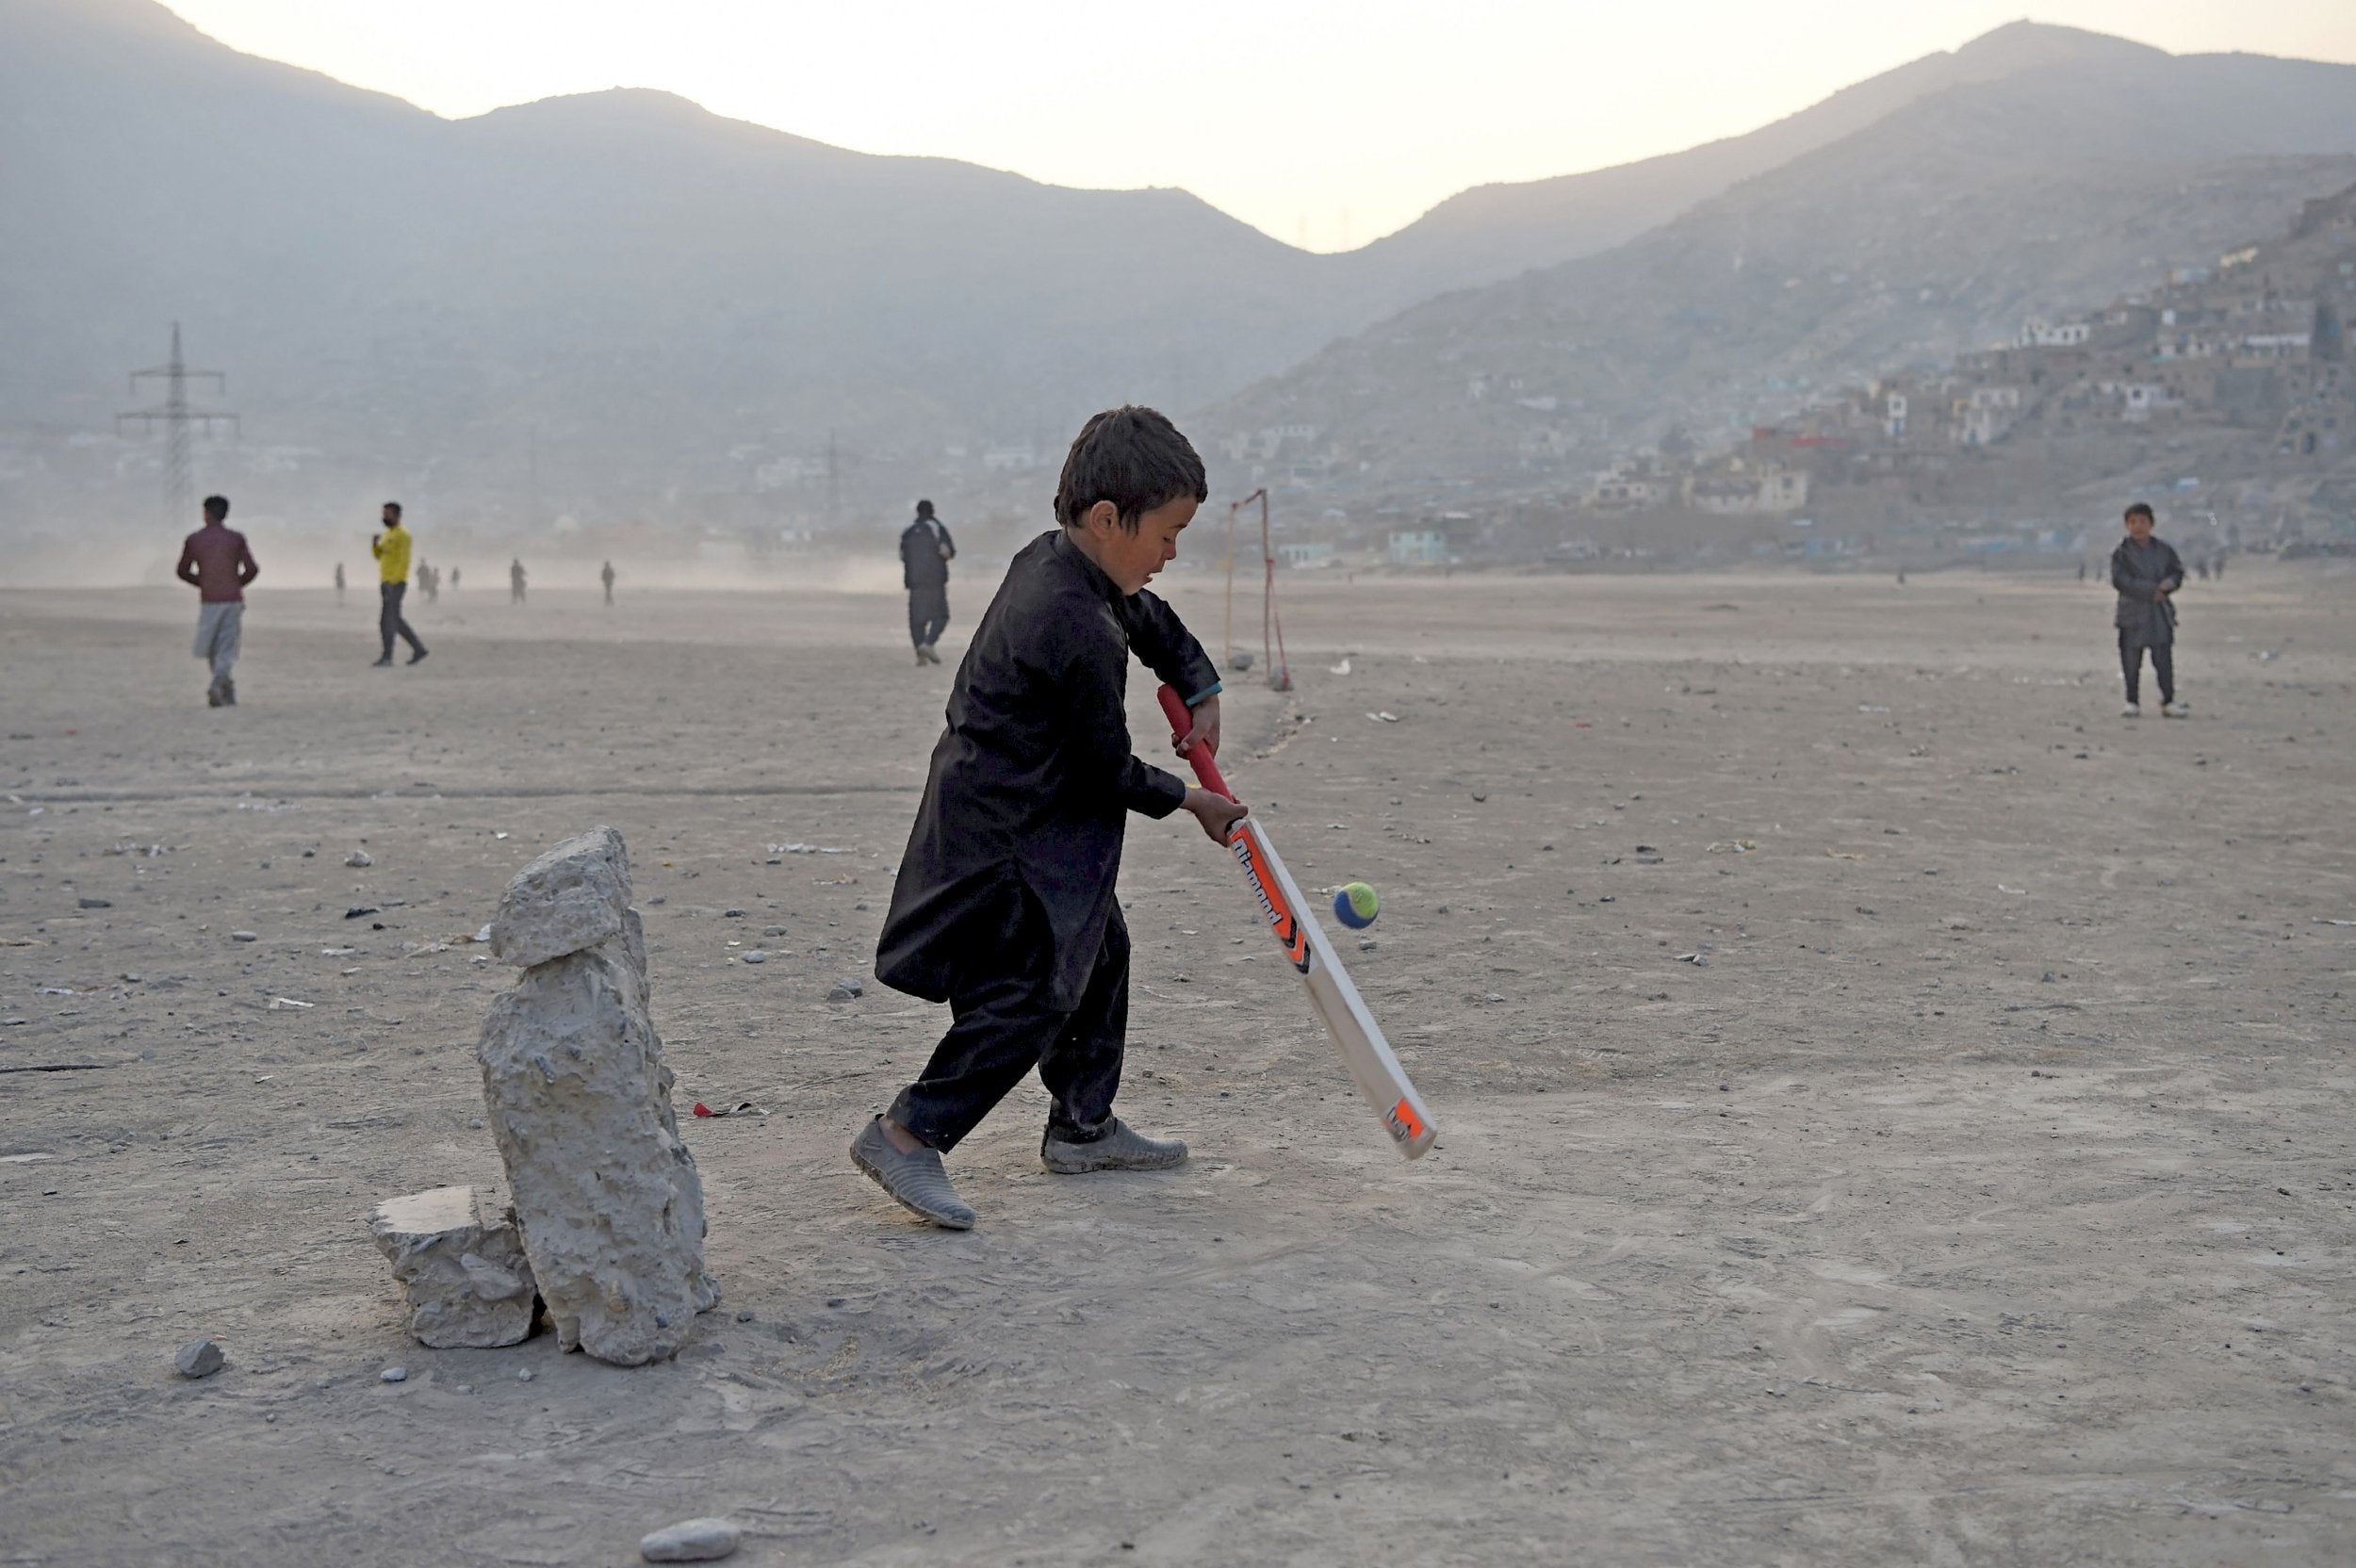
[1041,1119,1188,1174]
[2120,702,2140,718]
[850,1119,974,1229]
[2163,701,2189,719]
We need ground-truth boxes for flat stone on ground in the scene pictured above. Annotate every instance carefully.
[639,1516,740,1562]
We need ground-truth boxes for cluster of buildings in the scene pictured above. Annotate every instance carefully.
[1172,188,2356,574]
[1583,446,1811,517]
[1520,183,2356,560]
[1760,185,2353,475]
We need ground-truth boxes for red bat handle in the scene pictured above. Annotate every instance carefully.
[1157,684,1236,802]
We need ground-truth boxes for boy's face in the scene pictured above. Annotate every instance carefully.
[1075,497,1196,595]
[2125,512,2152,543]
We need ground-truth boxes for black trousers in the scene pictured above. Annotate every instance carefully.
[889,896,1126,1153]
[2119,630,2172,705]
[908,584,949,648]
[380,581,426,659]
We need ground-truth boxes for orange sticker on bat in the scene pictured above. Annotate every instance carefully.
[1230,832,1310,973]
[1385,1099,1426,1145]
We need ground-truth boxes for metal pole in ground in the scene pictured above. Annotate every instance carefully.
[1224,498,1238,668]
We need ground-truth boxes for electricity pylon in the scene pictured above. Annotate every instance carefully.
[118,322,237,530]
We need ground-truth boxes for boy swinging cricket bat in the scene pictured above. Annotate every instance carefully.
[855,406,1248,1229]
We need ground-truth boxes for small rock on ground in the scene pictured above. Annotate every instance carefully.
[640,1516,741,1562]
[825,978,863,1002]
[380,1366,407,1383]
[173,1338,224,1378]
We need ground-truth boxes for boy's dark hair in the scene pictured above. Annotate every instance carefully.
[384,500,403,519]
[915,498,935,518]
[202,495,229,521]
[2123,501,2154,523]
[1054,405,1207,531]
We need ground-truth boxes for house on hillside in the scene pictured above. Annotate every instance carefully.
[1588,458,1671,510]
[1683,457,1809,515]
[2020,318,2094,348]
[1958,385,2023,446]
[1220,423,1320,464]
[1388,514,1473,565]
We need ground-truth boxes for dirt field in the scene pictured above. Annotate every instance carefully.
[3,557,2351,1566]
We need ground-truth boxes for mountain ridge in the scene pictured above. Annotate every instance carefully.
[1202,44,2356,497]
[7,0,2355,547]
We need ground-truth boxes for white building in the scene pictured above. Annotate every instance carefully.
[1387,529,1448,564]
[2019,318,2093,348]
[1959,385,2022,447]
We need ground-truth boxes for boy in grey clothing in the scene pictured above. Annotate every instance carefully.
[2110,501,2185,718]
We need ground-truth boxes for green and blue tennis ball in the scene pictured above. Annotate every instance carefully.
[1333,881,1381,929]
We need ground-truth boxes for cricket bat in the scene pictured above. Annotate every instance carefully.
[1157,684,1438,1159]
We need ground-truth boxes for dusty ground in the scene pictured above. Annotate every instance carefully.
[2,558,2351,1566]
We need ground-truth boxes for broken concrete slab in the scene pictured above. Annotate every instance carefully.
[489,825,631,969]
[368,1185,539,1349]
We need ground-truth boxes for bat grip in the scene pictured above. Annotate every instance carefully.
[1157,684,1235,802]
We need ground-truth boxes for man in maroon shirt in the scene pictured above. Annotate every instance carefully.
[175,495,259,707]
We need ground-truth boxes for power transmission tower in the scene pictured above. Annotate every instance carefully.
[117,322,237,531]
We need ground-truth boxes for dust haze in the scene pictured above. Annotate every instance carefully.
[7,3,2356,1565]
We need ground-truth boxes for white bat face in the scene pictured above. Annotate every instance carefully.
[1231,819,1436,1159]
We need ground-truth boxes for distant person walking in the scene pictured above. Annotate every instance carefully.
[510,558,528,604]
[450,565,461,591]
[900,499,956,664]
[175,494,258,707]
[334,562,346,606]
[2111,501,2184,719]
[371,501,429,667]
[601,560,616,605]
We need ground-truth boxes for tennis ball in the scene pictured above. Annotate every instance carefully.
[1333,881,1380,929]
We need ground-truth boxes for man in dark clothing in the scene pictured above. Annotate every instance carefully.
[900,499,956,663]
[2111,501,2186,718]
[175,494,258,707]
[855,408,1248,1230]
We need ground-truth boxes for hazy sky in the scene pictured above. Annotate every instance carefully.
[164,1,2356,250]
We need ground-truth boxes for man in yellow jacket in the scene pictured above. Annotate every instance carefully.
[370,501,429,667]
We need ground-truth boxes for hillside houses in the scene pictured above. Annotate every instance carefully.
[1811,183,2356,459]
[1581,450,1809,516]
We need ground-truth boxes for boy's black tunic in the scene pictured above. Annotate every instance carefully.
[877,530,1220,1017]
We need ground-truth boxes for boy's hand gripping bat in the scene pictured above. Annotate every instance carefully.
[1158,685,1437,1158]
